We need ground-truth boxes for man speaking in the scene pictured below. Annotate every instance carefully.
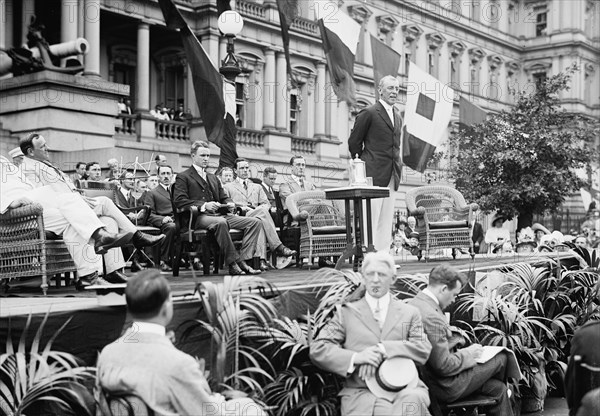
[348,75,403,251]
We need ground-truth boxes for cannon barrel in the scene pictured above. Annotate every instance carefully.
[0,38,89,76]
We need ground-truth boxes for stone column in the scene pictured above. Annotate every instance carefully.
[262,49,276,130]
[61,0,78,43]
[0,0,13,49]
[83,0,101,77]
[136,22,150,111]
[275,52,287,131]
[314,61,326,137]
[22,0,35,45]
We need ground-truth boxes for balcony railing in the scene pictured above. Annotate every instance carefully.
[291,136,316,154]
[115,114,137,136]
[237,0,266,19]
[155,119,190,141]
[236,127,265,148]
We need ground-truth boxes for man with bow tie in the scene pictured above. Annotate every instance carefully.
[310,251,432,415]
[224,158,296,272]
[173,141,263,275]
[349,75,403,253]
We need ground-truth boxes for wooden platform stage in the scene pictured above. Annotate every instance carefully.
[1,250,580,318]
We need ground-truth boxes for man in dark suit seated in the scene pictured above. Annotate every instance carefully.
[260,166,279,210]
[173,141,262,275]
[97,270,266,415]
[408,265,514,416]
[144,165,177,272]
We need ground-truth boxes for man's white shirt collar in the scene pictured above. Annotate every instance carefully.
[160,183,169,191]
[379,99,396,125]
[291,174,304,186]
[237,177,247,186]
[422,287,440,306]
[365,292,391,314]
[130,321,166,336]
[192,164,205,177]
[120,187,130,198]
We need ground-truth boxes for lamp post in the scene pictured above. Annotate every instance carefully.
[218,11,244,83]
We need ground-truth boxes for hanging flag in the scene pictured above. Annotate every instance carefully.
[157,0,238,169]
[317,7,360,105]
[402,63,455,173]
[459,96,487,131]
[370,35,401,95]
[276,0,300,86]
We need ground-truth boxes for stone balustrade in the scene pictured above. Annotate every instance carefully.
[155,119,190,141]
[115,114,137,136]
[291,136,316,154]
[236,127,265,148]
[237,0,266,19]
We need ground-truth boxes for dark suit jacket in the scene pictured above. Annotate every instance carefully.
[145,185,173,228]
[472,222,484,245]
[408,291,478,399]
[348,101,403,189]
[115,188,134,209]
[565,320,600,416]
[173,166,232,218]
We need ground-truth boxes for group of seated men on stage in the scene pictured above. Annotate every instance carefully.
[2,134,340,289]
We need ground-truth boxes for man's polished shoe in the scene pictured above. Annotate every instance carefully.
[75,272,115,291]
[228,262,246,275]
[276,245,297,257]
[93,229,134,255]
[160,261,173,272]
[259,259,275,272]
[318,258,336,268]
[104,269,128,284]
[192,260,202,271]
[130,259,145,273]
[238,260,261,275]
[132,231,165,249]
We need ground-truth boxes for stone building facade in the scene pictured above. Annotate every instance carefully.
[0,0,598,210]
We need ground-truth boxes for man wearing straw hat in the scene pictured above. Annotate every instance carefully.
[310,251,432,415]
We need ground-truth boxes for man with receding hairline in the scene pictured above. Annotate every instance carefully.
[408,264,514,416]
[97,270,266,415]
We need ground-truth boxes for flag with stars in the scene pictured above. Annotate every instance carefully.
[402,63,455,173]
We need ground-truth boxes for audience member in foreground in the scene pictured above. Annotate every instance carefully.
[97,270,265,415]
[408,264,514,416]
[310,251,432,415]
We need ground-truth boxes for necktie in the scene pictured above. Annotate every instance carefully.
[299,177,305,190]
[373,299,383,329]
[244,180,248,190]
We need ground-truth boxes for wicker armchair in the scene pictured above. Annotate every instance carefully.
[286,190,348,267]
[0,203,77,294]
[405,185,479,261]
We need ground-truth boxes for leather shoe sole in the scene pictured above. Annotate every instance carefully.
[228,264,246,275]
[132,232,165,249]
[94,231,135,255]
[238,261,261,275]
[277,246,297,257]
[104,270,128,284]
[318,259,336,268]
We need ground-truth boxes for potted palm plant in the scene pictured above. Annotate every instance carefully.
[0,313,96,416]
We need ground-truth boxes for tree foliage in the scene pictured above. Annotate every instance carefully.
[449,64,599,226]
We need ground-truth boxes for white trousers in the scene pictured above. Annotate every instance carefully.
[364,177,397,251]
[28,189,128,275]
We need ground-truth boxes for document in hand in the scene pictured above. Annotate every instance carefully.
[476,346,523,380]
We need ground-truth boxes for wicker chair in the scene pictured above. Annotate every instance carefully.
[286,190,348,267]
[0,203,77,295]
[405,185,479,261]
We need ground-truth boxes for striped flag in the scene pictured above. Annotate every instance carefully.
[402,63,455,173]
[370,35,401,95]
[316,5,360,105]
[157,0,238,169]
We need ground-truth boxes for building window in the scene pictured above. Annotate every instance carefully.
[289,87,301,135]
[235,81,246,128]
[536,11,547,36]
[533,72,546,87]
[404,53,412,75]
[450,60,459,88]
[470,67,479,94]
[164,65,184,110]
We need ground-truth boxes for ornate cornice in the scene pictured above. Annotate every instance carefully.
[426,32,446,50]
[448,40,467,57]
[347,5,373,25]
[468,47,487,65]
[402,24,424,43]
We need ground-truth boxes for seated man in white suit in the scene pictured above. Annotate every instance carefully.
[310,251,432,415]
[224,158,296,271]
[0,156,134,289]
[18,133,164,256]
[98,270,266,416]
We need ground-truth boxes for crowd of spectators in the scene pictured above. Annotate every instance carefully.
[149,103,189,122]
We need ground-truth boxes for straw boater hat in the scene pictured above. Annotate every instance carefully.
[8,147,24,159]
[365,357,419,401]
[531,223,550,235]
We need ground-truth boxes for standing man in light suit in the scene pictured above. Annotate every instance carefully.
[310,251,432,415]
[348,75,403,251]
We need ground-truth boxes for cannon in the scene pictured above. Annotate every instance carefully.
[0,18,88,77]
